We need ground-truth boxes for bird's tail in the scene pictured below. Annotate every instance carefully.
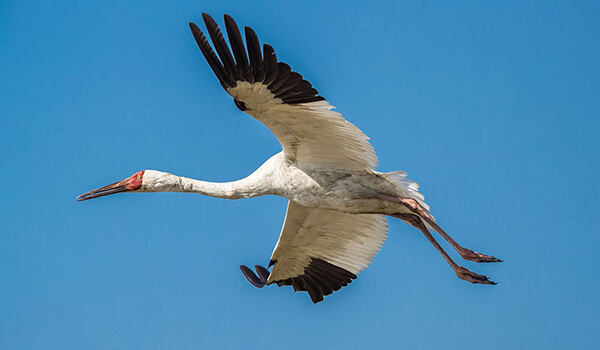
[380,170,433,220]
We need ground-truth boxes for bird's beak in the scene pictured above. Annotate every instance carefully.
[77,178,131,201]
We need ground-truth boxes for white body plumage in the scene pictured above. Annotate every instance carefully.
[78,13,500,304]
[141,151,425,215]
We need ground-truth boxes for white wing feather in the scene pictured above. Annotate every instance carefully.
[228,82,378,171]
[190,15,434,302]
[268,201,388,283]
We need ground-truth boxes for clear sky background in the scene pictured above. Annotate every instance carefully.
[1,1,599,349]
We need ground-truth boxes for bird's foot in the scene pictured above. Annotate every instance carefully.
[459,248,503,263]
[240,265,270,288]
[454,266,497,285]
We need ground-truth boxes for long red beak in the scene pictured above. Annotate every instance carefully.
[77,178,131,201]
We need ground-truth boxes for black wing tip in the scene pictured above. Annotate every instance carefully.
[254,265,271,284]
[272,258,356,304]
[223,13,236,24]
[223,14,240,33]
[202,13,221,33]
[189,22,199,32]
[244,25,257,36]
[263,43,274,52]
[191,14,326,105]
[240,265,266,288]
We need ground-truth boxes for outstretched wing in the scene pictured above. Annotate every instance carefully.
[190,14,377,171]
[267,201,388,303]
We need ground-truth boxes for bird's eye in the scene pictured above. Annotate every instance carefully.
[137,175,141,180]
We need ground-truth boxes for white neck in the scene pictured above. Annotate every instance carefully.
[141,169,272,200]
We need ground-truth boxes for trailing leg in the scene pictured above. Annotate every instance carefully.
[378,194,502,263]
[392,213,496,285]
[423,218,502,263]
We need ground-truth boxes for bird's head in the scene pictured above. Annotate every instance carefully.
[77,170,146,201]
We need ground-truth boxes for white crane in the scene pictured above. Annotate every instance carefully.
[78,13,501,303]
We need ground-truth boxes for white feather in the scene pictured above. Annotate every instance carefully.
[268,201,388,282]
[228,83,378,171]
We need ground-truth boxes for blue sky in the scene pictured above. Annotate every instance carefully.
[1,0,599,348]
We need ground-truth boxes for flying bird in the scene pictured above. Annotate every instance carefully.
[78,13,501,303]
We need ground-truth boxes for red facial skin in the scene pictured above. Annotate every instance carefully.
[77,170,146,201]
[127,170,145,191]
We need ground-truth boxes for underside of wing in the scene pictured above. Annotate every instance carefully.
[190,14,378,171]
[267,201,388,303]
